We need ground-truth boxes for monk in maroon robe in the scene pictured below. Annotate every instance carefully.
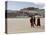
[30,17,34,27]
[37,17,41,26]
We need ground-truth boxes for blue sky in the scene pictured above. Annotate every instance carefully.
[7,1,44,10]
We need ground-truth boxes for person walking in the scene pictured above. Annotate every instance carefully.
[30,17,34,27]
[37,17,41,26]
[33,17,36,26]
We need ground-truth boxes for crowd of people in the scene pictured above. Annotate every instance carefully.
[30,16,41,27]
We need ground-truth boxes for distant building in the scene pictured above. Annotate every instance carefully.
[20,7,45,17]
